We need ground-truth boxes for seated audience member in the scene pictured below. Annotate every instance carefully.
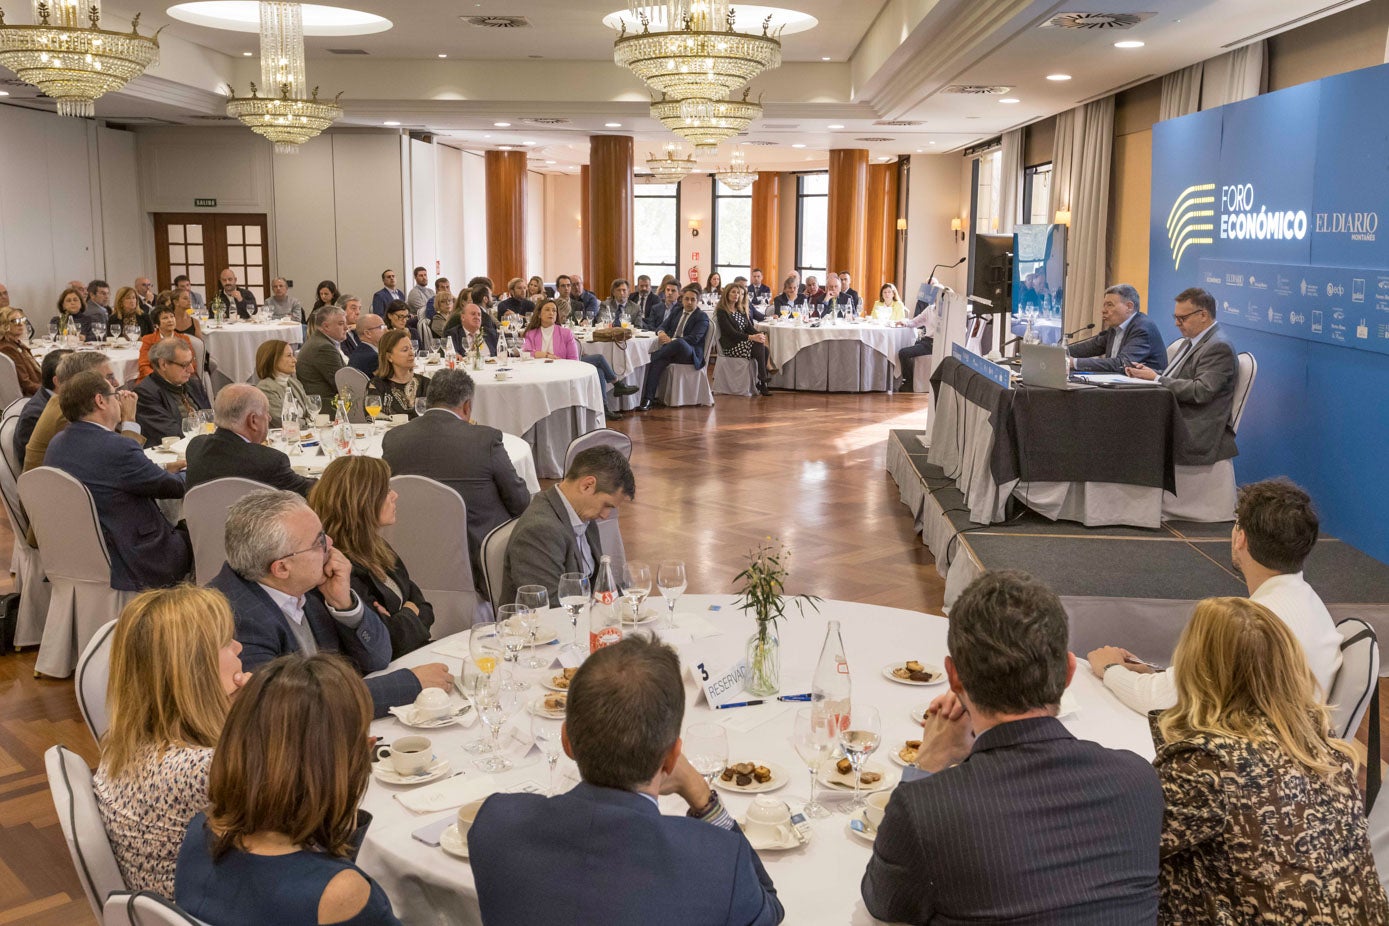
[175,655,405,926]
[599,278,631,325]
[838,271,861,310]
[1068,284,1167,373]
[502,445,634,602]
[0,306,42,395]
[186,385,314,496]
[629,275,660,320]
[24,351,143,477]
[803,276,823,305]
[428,291,455,339]
[53,285,100,340]
[109,285,152,339]
[647,280,681,331]
[165,286,205,342]
[703,271,723,300]
[525,276,547,303]
[552,275,584,326]
[95,587,248,897]
[174,274,206,312]
[472,635,783,926]
[253,339,311,428]
[447,299,500,358]
[134,276,156,314]
[369,330,429,419]
[497,278,536,321]
[137,305,197,381]
[523,299,637,420]
[85,278,112,322]
[382,369,531,590]
[1152,596,1388,922]
[406,266,432,316]
[748,268,771,303]
[896,282,943,391]
[296,305,348,404]
[309,457,433,659]
[311,280,343,315]
[340,297,364,356]
[870,283,909,322]
[424,278,451,332]
[1125,287,1237,465]
[208,490,450,717]
[810,273,847,318]
[46,371,191,590]
[1088,478,1342,712]
[862,570,1162,924]
[372,268,405,318]
[348,310,387,375]
[14,348,69,466]
[133,338,211,443]
[714,282,772,395]
[635,285,711,412]
[570,273,601,323]
[772,275,805,316]
[210,268,257,321]
[383,299,418,346]
[265,277,304,323]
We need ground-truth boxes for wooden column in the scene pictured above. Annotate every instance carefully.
[485,150,527,288]
[580,164,592,284]
[586,135,633,296]
[827,149,868,294]
[884,163,901,293]
[751,172,781,289]
[863,164,889,299]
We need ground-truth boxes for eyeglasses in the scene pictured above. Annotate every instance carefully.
[165,358,196,370]
[1173,308,1207,323]
[277,531,327,563]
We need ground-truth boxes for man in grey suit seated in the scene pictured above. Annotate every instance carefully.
[1125,286,1239,466]
[381,369,532,590]
[501,445,634,603]
[296,305,348,405]
[1068,283,1168,373]
[862,570,1163,924]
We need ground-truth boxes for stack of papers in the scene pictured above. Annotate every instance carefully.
[1072,373,1161,387]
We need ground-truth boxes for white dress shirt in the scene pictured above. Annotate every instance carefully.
[556,488,594,577]
[1161,323,1216,381]
[1107,313,1135,358]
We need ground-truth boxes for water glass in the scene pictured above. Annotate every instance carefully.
[496,604,531,691]
[124,324,140,342]
[530,711,565,795]
[305,395,322,419]
[656,560,686,629]
[793,706,836,819]
[621,561,651,625]
[515,585,550,669]
[839,705,882,814]
[180,415,199,439]
[475,675,519,773]
[684,723,728,785]
[557,572,589,657]
[414,397,429,418]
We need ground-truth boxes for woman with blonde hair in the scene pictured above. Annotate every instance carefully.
[175,654,403,926]
[309,456,433,658]
[109,285,153,338]
[713,281,772,395]
[94,586,248,896]
[1154,596,1387,923]
[0,306,42,395]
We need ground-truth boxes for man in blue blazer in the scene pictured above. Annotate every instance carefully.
[44,371,191,591]
[207,489,452,718]
[470,636,784,926]
[371,269,405,318]
[635,285,711,411]
[1068,283,1168,373]
[348,311,387,375]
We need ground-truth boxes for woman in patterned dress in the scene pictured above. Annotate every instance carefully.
[1153,596,1388,924]
[369,329,429,419]
[714,282,772,396]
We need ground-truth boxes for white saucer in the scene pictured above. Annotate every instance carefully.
[739,821,806,851]
[439,823,470,859]
[371,757,451,786]
[390,703,470,729]
[846,815,877,845]
[712,762,790,795]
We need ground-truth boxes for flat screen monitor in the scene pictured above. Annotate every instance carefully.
[914,281,942,317]
[1011,224,1067,318]
[970,235,1013,315]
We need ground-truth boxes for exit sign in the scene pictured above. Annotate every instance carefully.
[194,198,217,207]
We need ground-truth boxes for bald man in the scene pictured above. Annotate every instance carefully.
[185,384,315,495]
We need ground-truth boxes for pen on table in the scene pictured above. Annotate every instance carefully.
[1124,656,1163,671]
[714,694,812,710]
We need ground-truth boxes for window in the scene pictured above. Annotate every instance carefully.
[1022,163,1053,225]
[795,171,828,283]
[634,181,680,283]
[973,150,1002,235]
[712,178,752,283]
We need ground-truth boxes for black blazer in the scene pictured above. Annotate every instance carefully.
[349,554,434,660]
[862,716,1162,925]
[185,427,315,496]
[131,371,211,443]
[715,308,755,352]
[1071,311,1169,373]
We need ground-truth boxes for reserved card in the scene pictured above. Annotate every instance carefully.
[689,656,749,707]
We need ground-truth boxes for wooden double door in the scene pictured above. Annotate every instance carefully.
[152,213,271,304]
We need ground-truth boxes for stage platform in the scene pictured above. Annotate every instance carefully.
[887,429,1389,662]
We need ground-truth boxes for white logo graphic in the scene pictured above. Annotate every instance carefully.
[1357,320,1369,339]
[1300,279,1312,296]
[1326,282,1345,297]
[1290,311,1305,325]
[1165,183,1216,270]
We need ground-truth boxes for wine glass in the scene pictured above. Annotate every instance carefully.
[180,415,199,440]
[475,673,519,773]
[515,585,550,669]
[656,560,686,630]
[839,705,882,815]
[364,389,383,433]
[557,572,590,658]
[496,604,530,691]
[621,561,651,627]
[531,710,565,795]
[91,320,106,342]
[684,722,728,786]
[304,394,322,421]
[196,408,215,434]
[793,706,836,819]
[47,319,58,345]
[414,396,428,418]
[124,323,140,342]
[334,422,353,457]
[464,621,503,754]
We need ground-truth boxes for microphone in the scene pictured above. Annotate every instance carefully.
[1064,323,1096,339]
[927,256,967,288]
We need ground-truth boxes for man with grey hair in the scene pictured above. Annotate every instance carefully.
[186,384,314,495]
[382,368,531,587]
[296,304,348,403]
[24,350,147,478]
[132,337,210,442]
[1068,283,1168,374]
[340,295,364,356]
[208,489,451,718]
[265,276,305,323]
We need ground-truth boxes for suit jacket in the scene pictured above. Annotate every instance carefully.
[137,331,196,381]
[255,375,311,428]
[131,372,211,444]
[348,342,381,376]
[185,427,315,496]
[471,782,783,926]
[209,287,256,320]
[1071,311,1168,373]
[372,288,405,317]
[577,290,601,323]
[497,297,535,319]
[349,554,433,660]
[644,300,678,332]
[447,325,500,357]
[1160,323,1239,466]
[207,562,420,719]
[748,283,772,302]
[45,420,191,591]
[657,306,712,370]
[381,410,531,588]
[340,329,363,358]
[501,486,602,604]
[14,386,51,468]
[296,331,346,403]
[861,717,1162,926]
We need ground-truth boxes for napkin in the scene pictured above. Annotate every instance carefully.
[432,637,473,660]
[395,773,498,815]
[673,612,724,640]
[719,703,792,735]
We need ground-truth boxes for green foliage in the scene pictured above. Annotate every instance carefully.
[732,538,820,640]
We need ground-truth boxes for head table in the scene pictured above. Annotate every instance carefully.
[758,319,919,393]
[356,594,1151,926]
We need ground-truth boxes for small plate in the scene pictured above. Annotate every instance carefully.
[371,757,451,786]
[392,704,471,729]
[818,761,898,793]
[889,743,920,768]
[881,662,946,686]
[619,605,661,625]
[541,673,574,693]
[846,815,877,845]
[528,693,567,718]
[738,821,806,851]
[712,762,789,794]
[439,823,470,860]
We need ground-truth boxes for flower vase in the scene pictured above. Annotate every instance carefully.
[746,623,781,696]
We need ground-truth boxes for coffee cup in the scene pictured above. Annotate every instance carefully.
[494,370,509,381]
[314,413,331,428]
[160,435,179,450]
[378,735,433,777]
[391,413,408,425]
[456,798,487,852]
[864,789,893,830]
[744,795,791,842]
[413,687,452,722]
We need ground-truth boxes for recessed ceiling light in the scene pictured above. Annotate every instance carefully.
[915,148,923,153]
[242,51,253,56]
[1046,73,1071,81]
[168,2,391,35]
[821,57,831,61]
[523,141,537,146]
[605,122,622,128]
[1114,40,1144,48]
[791,143,806,148]
[999,98,1020,104]
[494,121,511,127]
[545,160,557,164]
[827,124,843,129]
[878,156,892,161]
[0,90,9,97]
[483,134,491,138]
[928,141,936,145]
[437,53,448,58]
[383,121,400,126]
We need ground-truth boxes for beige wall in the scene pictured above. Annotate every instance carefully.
[543,173,584,280]
[1268,0,1389,91]
[679,173,713,285]
[904,154,967,296]
[777,173,798,286]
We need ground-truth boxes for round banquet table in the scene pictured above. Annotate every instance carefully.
[576,327,657,411]
[760,320,918,393]
[355,594,1152,926]
[33,342,141,386]
[201,318,304,384]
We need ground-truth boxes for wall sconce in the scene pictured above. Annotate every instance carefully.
[896,218,908,232]
[688,218,702,238]
[950,217,964,242]
[1055,208,1072,226]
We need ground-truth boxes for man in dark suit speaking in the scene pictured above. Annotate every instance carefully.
[1068,283,1168,373]
[861,570,1162,924]
[186,384,315,496]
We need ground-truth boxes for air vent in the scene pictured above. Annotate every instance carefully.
[0,77,30,87]
[855,136,895,142]
[942,85,1012,95]
[463,15,530,29]
[327,48,369,55]
[743,140,777,146]
[1045,11,1155,29]
[760,123,801,130]
[521,117,571,126]
[189,115,235,121]
[875,120,921,126]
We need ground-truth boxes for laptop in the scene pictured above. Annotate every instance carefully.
[1020,343,1088,390]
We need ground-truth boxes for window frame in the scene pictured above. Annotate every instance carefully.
[633,180,682,284]
[1022,163,1054,226]
[711,176,753,284]
[795,171,829,283]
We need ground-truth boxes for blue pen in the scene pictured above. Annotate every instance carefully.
[713,699,769,710]
[776,693,813,702]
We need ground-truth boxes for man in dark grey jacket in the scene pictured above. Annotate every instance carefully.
[295,305,348,404]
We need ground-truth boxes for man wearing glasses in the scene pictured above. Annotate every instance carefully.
[349,311,388,375]
[132,338,211,443]
[1125,287,1238,465]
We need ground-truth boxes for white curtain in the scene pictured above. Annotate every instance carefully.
[997,128,1023,233]
[1201,40,1266,109]
[1159,63,1204,120]
[1051,96,1115,333]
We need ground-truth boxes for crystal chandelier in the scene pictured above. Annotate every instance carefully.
[613,1,781,101]
[714,149,755,190]
[226,1,341,154]
[645,142,697,181]
[0,0,161,117]
[650,90,761,150]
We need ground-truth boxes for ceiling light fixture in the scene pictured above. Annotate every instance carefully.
[714,147,755,190]
[1046,73,1071,81]
[226,1,342,153]
[243,50,254,56]
[999,98,1020,104]
[827,124,843,129]
[494,121,510,127]
[1114,40,1144,48]
[821,56,830,61]
[611,1,782,102]
[645,140,697,180]
[523,140,536,145]
[650,89,762,150]
[383,120,399,126]
[791,143,805,148]
[437,53,447,58]
[167,2,391,35]
[605,122,622,127]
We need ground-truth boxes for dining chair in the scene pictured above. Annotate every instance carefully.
[76,619,118,743]
[383,475,480,635]
[184,477,274,585]
[0,396,50,646]
[46,745,128,919]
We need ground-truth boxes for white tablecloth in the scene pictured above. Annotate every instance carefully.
[356,594,1151,926]
[578,329,657,411]
[760,321,917,392]
[34,342,141,386]
[202,320,304,385]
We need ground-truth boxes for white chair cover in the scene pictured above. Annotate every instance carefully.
[1327,618,1379,740]
[334,367,369,423]
[912,354,933,393]
[563,428,633,472]
[1160,351,1256,523]
[711,353,757,396]
[655,329,716,408]
[382,475,479,636]
[0,397,50,646]
[479,517,518,613]
[76,619,118,743]
[0,352,21,410]
[46,745,128,919]
[185,334,215,397]
[184,477,274,585]
[20,467,136,678]
[103,891,209,925]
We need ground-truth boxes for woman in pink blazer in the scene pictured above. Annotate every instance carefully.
[522,299,637,419]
